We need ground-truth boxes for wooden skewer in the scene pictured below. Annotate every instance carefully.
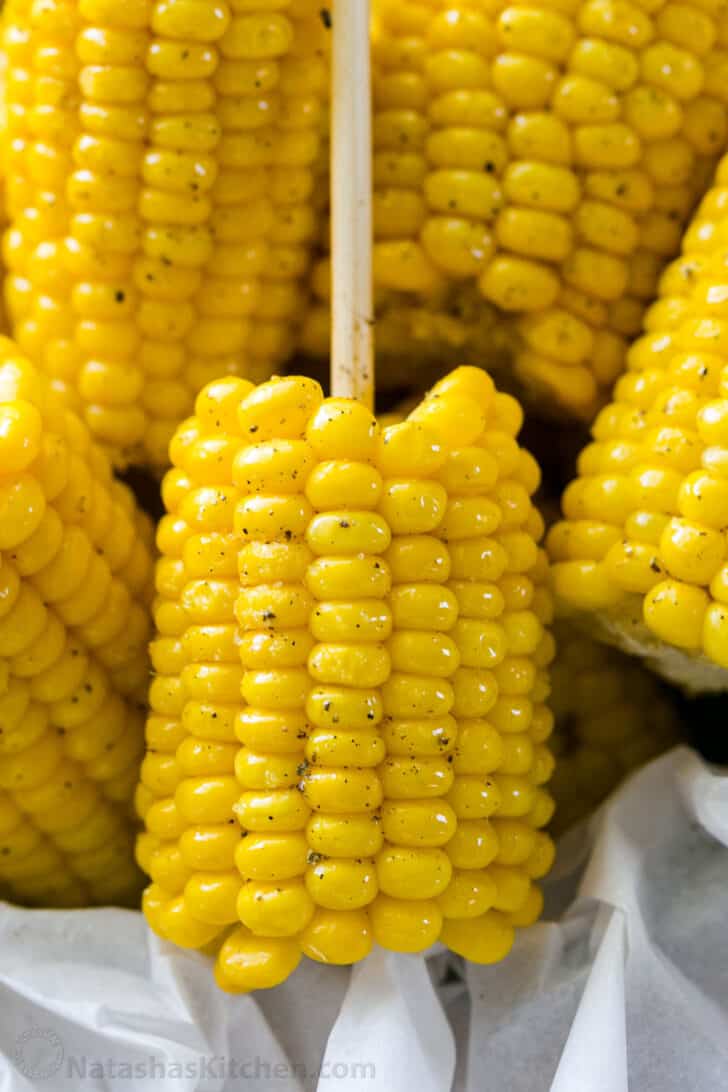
[330,0,374,407]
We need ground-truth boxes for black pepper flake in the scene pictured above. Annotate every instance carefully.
[319,7,332,28]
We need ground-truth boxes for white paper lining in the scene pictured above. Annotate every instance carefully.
[1,746,726,1092]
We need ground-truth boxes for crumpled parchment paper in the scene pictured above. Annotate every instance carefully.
[1,746,727,1092]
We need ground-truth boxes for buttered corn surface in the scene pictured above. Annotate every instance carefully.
[137,365,556,991]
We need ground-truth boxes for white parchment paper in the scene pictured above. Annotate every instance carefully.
[1,746,727,1092]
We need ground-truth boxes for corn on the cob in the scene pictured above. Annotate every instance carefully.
[549,622,678,833]
[302,0,728,420]
[0,340,154,908]
[2,0,328,470]
[550,147,728,692]
[139,366,555,988]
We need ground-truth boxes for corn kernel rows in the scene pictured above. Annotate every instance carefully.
[550,149,728,688]
[549,622,678,834]
[304,0,728,419]
[0,349,155,908]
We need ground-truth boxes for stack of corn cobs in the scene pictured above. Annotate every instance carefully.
[0,0,726,994]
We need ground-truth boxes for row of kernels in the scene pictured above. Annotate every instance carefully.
[212,377,321,990]
[172,384,264,947]
[64,0,153,461]
[410,368,554,960]
[485,8,579,311]
[140,383,249,954]
[369,416,457,953]
[506,1,648,412]
[370,0,441,296]
[228,382,321,959]
[4,0,82,407]
[297,398,387,965]
[126,0,217,467]
[135,387,222,898]
[419,4,505,285]
[245,7,329,378]
[137,446,196,905]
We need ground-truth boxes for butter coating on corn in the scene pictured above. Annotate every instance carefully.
[550,149,728,692]
[0,342,154,908]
